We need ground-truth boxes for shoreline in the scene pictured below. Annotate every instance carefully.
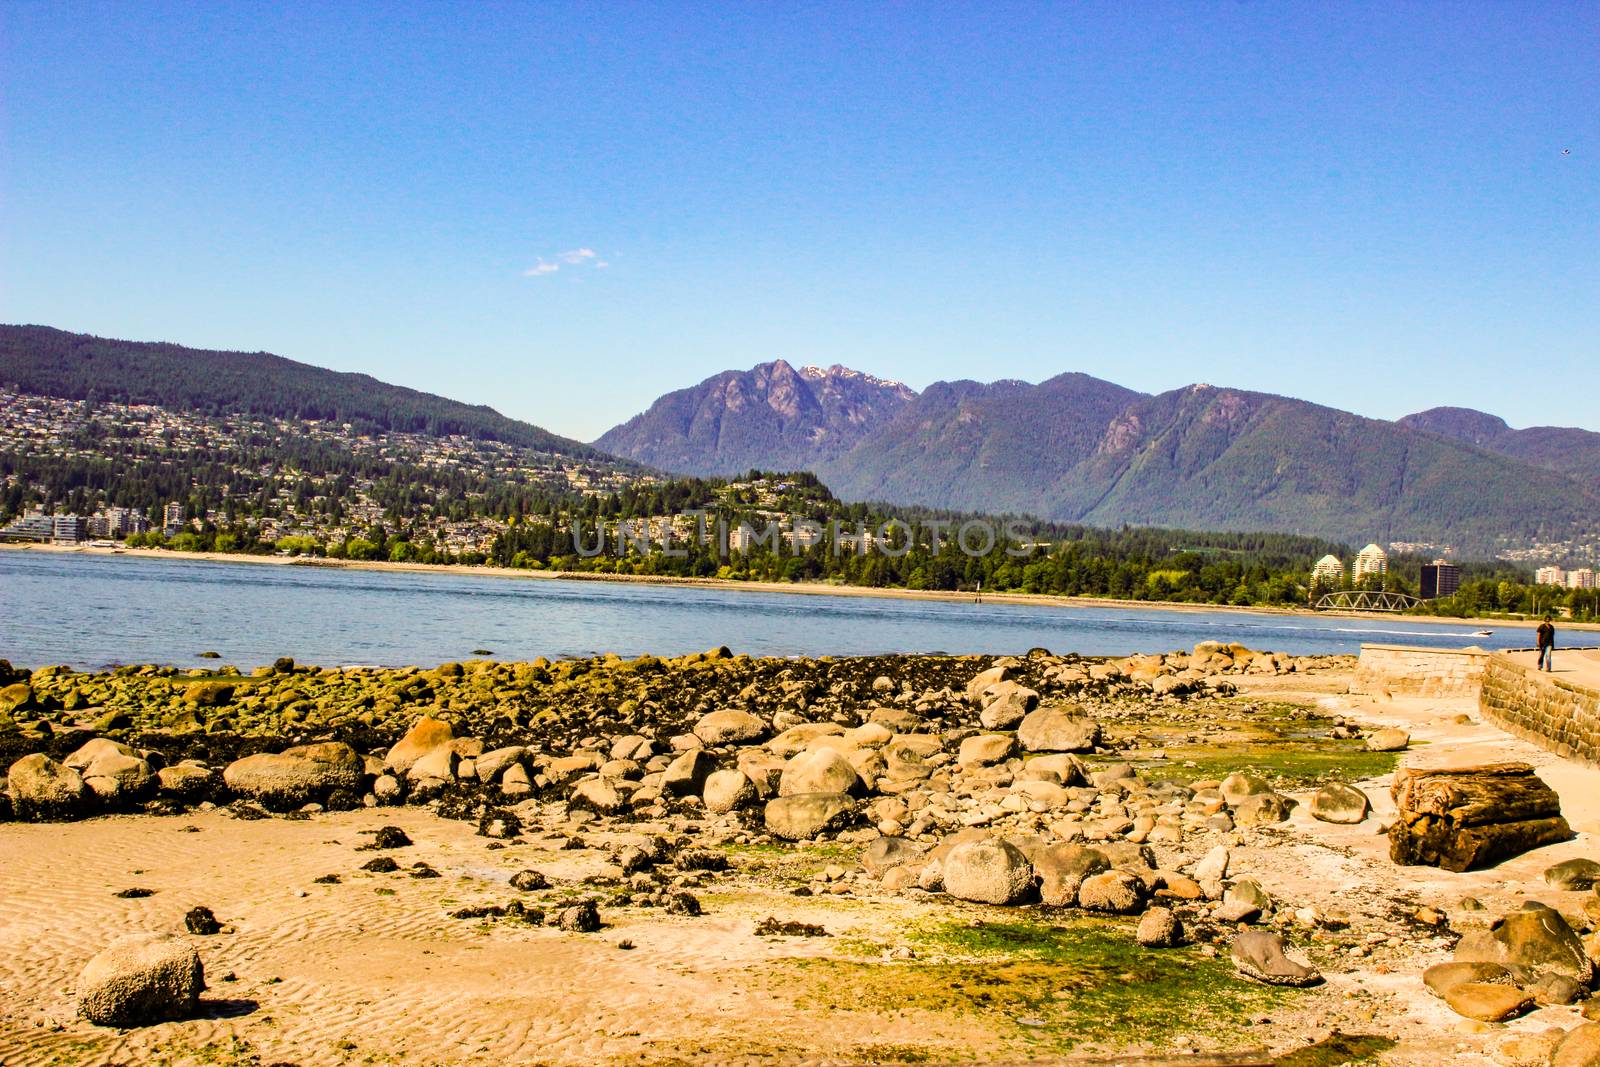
[5,540,1582,634]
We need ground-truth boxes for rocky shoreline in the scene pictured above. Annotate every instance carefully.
[7,643,1600,1064]
[0,642,1335,822]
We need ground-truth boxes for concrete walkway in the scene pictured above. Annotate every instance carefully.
[1504,644,1600,689]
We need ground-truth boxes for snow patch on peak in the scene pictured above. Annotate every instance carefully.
[798,363,908,391]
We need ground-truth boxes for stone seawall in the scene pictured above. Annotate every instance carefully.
[1352,644,1490,698]
[1479,649,1600,768]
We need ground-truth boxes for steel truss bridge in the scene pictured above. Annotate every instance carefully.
[1315,590,1422,612]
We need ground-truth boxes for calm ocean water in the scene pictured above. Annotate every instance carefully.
[0,550,1536,671]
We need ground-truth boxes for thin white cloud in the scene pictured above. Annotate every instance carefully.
[523,248,607,278]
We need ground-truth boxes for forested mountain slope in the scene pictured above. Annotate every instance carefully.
[1401,406,1600,485]
[0,325,598,457]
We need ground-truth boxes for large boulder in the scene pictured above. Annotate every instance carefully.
[1034,843,1110,907]
[156,764,218,804]
[81,751,156,803]
[1233,793,1293,826]
[693,710,768,746]
[1310,783,1370,824]
[957,734,1016,767]
[222,742,362,809]
[764,793,856,840]
[7,753,90,820]
[1016,707,1100,753]
[883,743,933,781]
[977,682,1038,730]
[0,682,35,714]
[406,744,459,784]
[1444,982,1533,1022]
[1423,961,1516,999]
[1219,773,1273,806]
[569,777,626,815]
[1137,907,1182,947]
[1545,858,1600,891]
[779,749,862,797]
[767,723,844,758]
[1193,845,1230,885]
[1022,753,1088,786]
[1230,931,1321,987]
[474,746,528,783]
[384,716,453,774]
[63,738,137,773]
[77,933,204,1027]
[1077,870,1148,914]
[1454,902,1594,985]
[1218,879,1271,922]
[965,666,1009,704]
[941,836,1035,905]
[1010,779,1070,811]
[702,769,757,813]
[181,680,235,707]
[661,748,716,797]
[1365,727,1411,752]
[845,722,892,749]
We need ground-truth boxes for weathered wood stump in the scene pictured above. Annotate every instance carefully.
[1389,762,1573,871]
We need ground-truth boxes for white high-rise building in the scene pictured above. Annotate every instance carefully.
[1352,543,1388,582]
[1535,565,1566,586]
[1311,554,1343,585]
[1567,568,1596,590]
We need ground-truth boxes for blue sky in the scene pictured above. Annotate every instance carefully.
[3,2,1595,440]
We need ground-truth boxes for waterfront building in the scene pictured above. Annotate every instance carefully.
[87,507,150,539]
[0,509,53,542]
[1352,543,1388,582]
[1311,554,1343,586]
[51,515,87,544]
[0,510,86,544]
[163,501,186,534]
[1568,568,1596,590]
[1535,565,1566,586]
[1420,559,1461,600]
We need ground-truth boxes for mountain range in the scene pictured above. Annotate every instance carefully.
[595,360,1600,555]
[595,360,916,474]
[4,326,1597,557]
[1398,407,1600,485]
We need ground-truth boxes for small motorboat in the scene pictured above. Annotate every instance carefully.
[1473,629,1494,636]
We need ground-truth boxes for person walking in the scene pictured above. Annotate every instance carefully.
[1537,615,1556,672]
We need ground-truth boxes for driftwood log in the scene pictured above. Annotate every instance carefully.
[1389,762,1573,871]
